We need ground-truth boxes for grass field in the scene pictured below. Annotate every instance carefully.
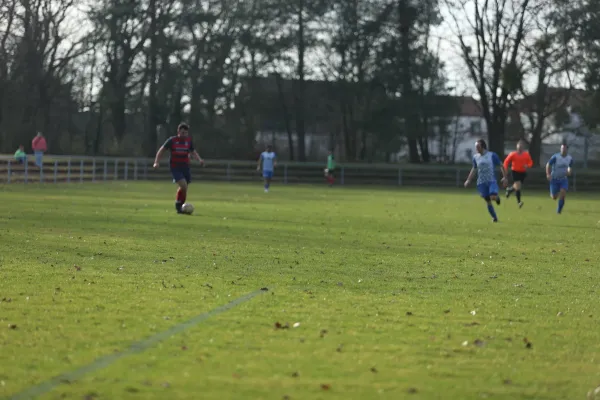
[1,182,600,400]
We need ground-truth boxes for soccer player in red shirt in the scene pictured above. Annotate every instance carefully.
[503,139,533,208]
[153,123,204,213]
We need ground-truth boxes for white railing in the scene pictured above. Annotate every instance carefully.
[0,155,595,191]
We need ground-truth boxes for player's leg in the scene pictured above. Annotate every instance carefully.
[506,171,515,197]
[263,170,272,192]
[490,181,501,205]
[478,183,498,222]
[171,167,188,213]
[179,167,191,207]
[557,179,568,214]
[514,172,525,207]
[175,179,188,213]
[327,170,335,186]
[549,180,560,201]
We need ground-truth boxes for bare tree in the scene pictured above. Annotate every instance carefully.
[446,0,537,158]
[0,0,18,145]
[518,23,575,165]
[90,0,149,142]
[0,0,86,151]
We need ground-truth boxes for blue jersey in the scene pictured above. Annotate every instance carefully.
[261,151,276,171]
[548,153,573,179]
[472,151,501,184]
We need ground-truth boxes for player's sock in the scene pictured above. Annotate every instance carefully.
[495,196,501,205]
[487,204,497,220]
[175,188,185,213]
[516,190,521,203]
[558,198,565,213]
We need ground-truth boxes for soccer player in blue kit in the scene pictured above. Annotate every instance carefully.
[546,143,573,214]
[464,139,508,222]
[257,144,277,192]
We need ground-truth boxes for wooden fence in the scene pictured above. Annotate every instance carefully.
[1,155,599,191]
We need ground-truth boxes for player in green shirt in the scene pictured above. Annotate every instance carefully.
[14,145,27,164]
[324,149,335,186]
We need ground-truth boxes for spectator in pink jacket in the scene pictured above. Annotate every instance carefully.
[31,132,47,168]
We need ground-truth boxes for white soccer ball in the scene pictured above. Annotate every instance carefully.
[181,203,194,214]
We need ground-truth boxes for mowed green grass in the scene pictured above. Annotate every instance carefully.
[1,182,600,400]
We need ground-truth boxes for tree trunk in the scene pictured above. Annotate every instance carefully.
[407,139,419,162]
[146,0,159,157]
[398,0,420,163]
[93,103,104,155]
[169,85,182,135]
[419,137,430,162]
[294,0,307,161]
[112,93,127,141]
[340,94,353,160]
[529,124,543,166]
[488,118,506,159]
[360,129,367,160]
[275,73,294,160]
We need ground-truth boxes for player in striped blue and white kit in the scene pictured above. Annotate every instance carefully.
[464,139,508,222]
[257,144,277,192]
[546,143,573,214]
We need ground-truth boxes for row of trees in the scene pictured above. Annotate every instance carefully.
[0,0,598,163]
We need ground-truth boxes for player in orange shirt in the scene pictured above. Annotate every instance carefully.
[503,140,533,208]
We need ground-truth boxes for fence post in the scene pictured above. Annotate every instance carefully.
[92,159,96,182]
[67,158,71,183]
[341,167,345,185]
[7,160,11,183]
[124,161,128,181]
[573,170,576,192]
[284,164,288,184]
[134,160,138,180]
[456,168,460,187]
[53,161,58,183]
[80,160,84,183]
[103,159,108,181]
[114,160,118,180]
[398,167,402,186]
[40,162,44,183]
[226,162,231,181]
[24,159,28,184]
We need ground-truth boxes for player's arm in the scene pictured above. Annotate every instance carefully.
[526,152,533,168]
[256,154,262,171]
[567,158,573,176]
[273,154,277,168]
[499,165,508,186]
[464,157,477,187]
[188,142,204,165]
[464,167,476,187]
[503,152,512,171]
[153,139,172,168]
[492,153,508,185]
[192,150,204,165]
[545,156,555,180]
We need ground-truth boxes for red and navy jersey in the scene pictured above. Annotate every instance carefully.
[163,135,195,168]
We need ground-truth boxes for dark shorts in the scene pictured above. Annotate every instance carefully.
[511,170,527,182]
[327,169,335,176]
[171,166,191,184]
